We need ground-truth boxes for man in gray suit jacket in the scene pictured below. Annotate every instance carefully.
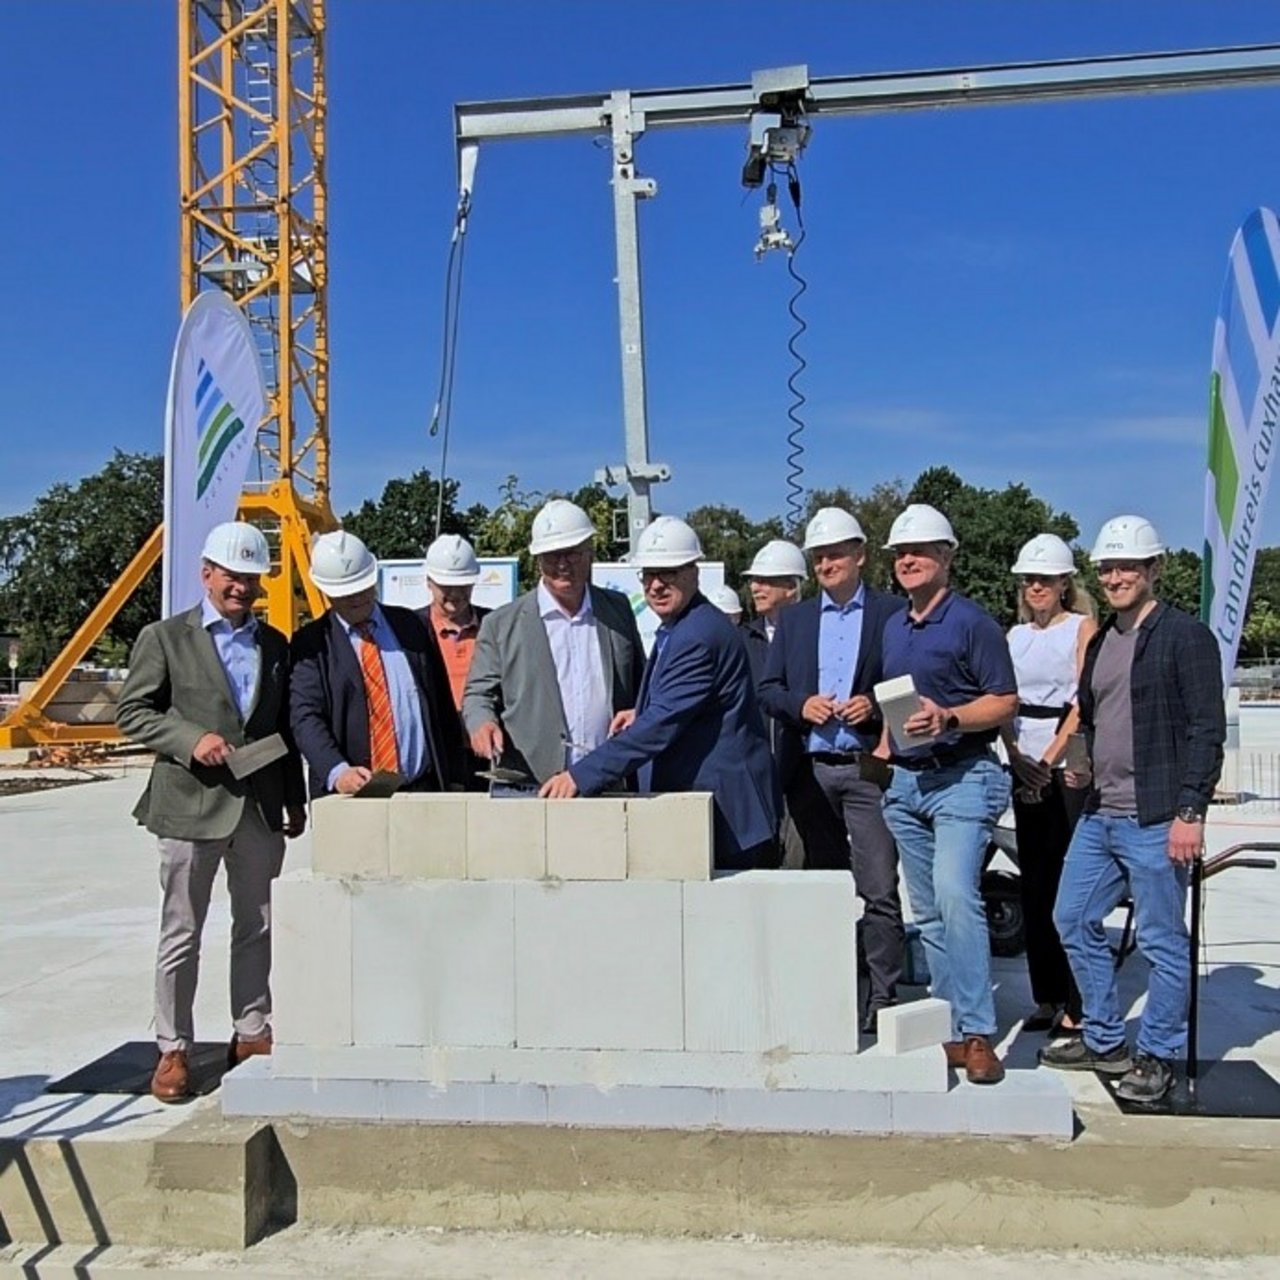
[116,522,306,1103]
[462,499,644,785]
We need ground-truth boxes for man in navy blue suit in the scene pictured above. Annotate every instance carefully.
[540,516,779,869]
[290,531,465,798]
[758,507,906,1033]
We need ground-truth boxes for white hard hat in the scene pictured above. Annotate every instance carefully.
[1011,533,1077,576]
[803,508,865,551]
[425,533,480,585]
[309,530,378,597]
[709,584,743,616]
[884,503,958,549]
[744,539,808,580]
[632,516,703,569]
[201,522,270,574]
[529,499,596,556]
[1090,515,1166,563]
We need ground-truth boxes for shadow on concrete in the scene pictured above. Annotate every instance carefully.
[0,1078,49,1125]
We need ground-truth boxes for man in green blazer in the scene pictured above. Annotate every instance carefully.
[116,522,306,1102]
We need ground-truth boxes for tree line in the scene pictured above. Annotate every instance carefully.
[2,450,1278,676]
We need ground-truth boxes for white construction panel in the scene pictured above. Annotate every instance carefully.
[514,881,684,1050]
[683,870,858,1054]
[351,880,516,1048]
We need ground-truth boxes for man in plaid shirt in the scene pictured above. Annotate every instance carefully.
[1040,516,1225,1103]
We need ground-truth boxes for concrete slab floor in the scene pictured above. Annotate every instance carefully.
[1,1230,1278,1278]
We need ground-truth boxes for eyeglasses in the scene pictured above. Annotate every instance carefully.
[1020,574,1064,586]
[539,546,589,566]
[640,566,692,585]
[1096,560,1153,578]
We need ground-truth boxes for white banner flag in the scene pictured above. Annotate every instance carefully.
[162,292,267,616]
[1203,208,1280,684]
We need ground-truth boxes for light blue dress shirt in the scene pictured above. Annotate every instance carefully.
[807,583,870,754]
[201,597,260,720]
[327,605,428,790]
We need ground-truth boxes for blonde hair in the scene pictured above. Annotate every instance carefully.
[1016,575,1097,624]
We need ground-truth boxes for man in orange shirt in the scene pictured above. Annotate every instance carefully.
[420,534,490,788]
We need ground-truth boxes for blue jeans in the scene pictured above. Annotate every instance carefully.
[882,753,1009,1039]
[1053,813,1189,1061]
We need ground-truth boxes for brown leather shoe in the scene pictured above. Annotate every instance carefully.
[229,1031,273,1064]
[151,1049,191,1103]
[943,1041,967,1069]
[963,1035,1006,1085]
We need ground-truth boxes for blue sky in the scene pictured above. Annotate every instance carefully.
[4,2,1280,552]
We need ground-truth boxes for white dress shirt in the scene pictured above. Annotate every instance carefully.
[537,582,609,768]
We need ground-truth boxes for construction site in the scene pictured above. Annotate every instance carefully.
[2,2,1280,1274]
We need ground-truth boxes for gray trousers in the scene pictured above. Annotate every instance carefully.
[155,803,285,1051]
[790,757,905,1013]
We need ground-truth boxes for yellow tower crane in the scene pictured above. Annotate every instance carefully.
[0,0,335,749]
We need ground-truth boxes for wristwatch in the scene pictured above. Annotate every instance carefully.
[1175,805,1205,824]
[944,712,960,732]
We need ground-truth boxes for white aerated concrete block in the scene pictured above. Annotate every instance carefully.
[380,1081,547,1124]
[890,1089,970,1135]
[352,880,516,1047]
[546,1084,717,1130]
[515,881,684,1050]
[388,793,468,879]
[467,797,546,879]
[273,1045,426,1081]
[310,794,390,877]
[626,793,713,880]
[545,798,627,880]
[716,1088,892,1134]
[683,871,858,1054]
[271,872,352,1047]
[961,1071,1074,1138]
[877,997,953,1056]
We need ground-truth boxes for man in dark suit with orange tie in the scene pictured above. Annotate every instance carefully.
[289,531,465,798]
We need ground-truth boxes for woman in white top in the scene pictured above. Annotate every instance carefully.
[1001,534,1098,1036]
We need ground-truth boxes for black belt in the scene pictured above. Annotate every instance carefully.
[809,750,864,766]
[892,743,990,772]
[1019,702,1070,721]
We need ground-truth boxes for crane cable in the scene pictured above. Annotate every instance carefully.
[429,184,472,540]
[779,161,808,532]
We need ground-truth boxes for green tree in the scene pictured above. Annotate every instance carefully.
[1243,599,1280,662]
[0,451,163,673]
[341,468,474,559]
[1157,547,1203,618]
[907,466,1079,625]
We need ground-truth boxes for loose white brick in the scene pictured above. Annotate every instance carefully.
[961,1071,1074,1139]
[310,794,390,877]
[352,880,516,1048]
[546,798,627,880]
[683,871,858,1054]
[271,871,352,1047]
[388,793,468,879]
[467,797,546,879]
[515,881,684,1050]
[626,793,713,880]
[877,997,953,1056]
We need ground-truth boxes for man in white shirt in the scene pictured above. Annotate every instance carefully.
[462,499,645,784]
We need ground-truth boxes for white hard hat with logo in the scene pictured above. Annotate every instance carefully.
[710,584,743,616]
[803,508,865,551]
[1090,515,1166,563]
[1011,533,1077,576]
[884,503,958,549]
[201,522,270,575]
[309,530,378,597]
[529,499,596,556]
[744,539,808,579]
[632,516,703,569]
[425,533,480,585]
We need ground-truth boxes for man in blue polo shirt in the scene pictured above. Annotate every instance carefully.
[877,504,1017,1084]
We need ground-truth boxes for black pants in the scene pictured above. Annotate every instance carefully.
[788,757,904,1013]
[1012,771,1083,1017]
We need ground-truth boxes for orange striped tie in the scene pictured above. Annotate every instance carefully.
[355,621,400,774]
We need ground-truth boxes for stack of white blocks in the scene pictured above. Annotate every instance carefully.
[221,793,1072,1138]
